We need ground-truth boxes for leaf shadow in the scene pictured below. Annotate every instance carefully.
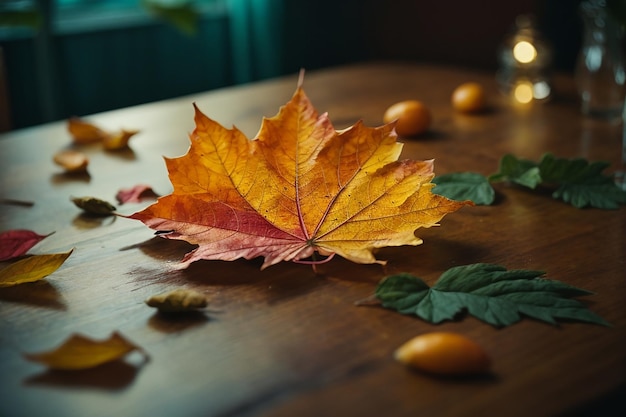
[24,360,141,391]
[359,238,490,280]
[105,147,136,161]
[405,367,500,385]
[147,311,211,333]
[119,236,196,263]
[50,171,91,184]
[182,259,327,305]
[0,281,66,310]
[72,213,116,230]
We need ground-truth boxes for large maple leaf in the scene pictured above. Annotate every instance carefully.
[130,84,470,269]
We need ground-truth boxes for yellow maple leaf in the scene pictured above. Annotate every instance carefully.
[23,332,147,370]
[0,250,73,287]
[130,83,470,269]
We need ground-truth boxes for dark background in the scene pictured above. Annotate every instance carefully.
[0,0,585,131]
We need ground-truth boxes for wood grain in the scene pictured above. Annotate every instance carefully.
[0,63,624,417]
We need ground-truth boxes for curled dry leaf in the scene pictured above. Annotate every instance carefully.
[71,196,116,215]
[23,331,147,370]
[116,184,160,204]
[394,332,491,376]
[53,149,89,173]
[68,117,108,144]
[103,129,139,150]
[0,250,72,287]
[0,230,53,261]
[67,117,139,149]
[146,288,208,313]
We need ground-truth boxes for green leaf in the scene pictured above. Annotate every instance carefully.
[488,153,626,209]
[488,154,542,189]
[538,153,626,209]
[432,172,495,205]
[375,263,609,327]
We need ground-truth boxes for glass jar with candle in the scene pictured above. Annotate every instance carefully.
[497,15,553,104]
[575,0,625,120]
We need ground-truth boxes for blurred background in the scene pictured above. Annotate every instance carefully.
[0,0,595,131]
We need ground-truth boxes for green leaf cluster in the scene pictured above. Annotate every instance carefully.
[433,153,626,209]
[375,263,609,327]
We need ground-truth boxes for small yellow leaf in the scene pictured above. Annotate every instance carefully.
[67,117,108,144]
[0,250,73,287]
[103,129,139,150]
[23,331,147,370]
[146,288,208,313]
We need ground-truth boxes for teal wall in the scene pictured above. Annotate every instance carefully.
[1,14,233,129]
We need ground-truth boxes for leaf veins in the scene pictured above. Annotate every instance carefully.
[130,83,470,269]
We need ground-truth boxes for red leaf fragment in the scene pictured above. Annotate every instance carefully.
[0,230,53,261]
[116,184,160,204]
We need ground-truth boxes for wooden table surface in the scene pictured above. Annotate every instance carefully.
[0,62,624,417]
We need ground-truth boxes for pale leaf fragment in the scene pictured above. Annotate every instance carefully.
[53,149,89,173]
[103,129,139,150]
[23,331,147,370]
[146,288,208,313]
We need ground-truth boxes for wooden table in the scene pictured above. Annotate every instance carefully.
[0,63,624,417]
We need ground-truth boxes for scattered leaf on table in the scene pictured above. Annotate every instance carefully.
[0,250,73,287]
[71,196,116,215]
[53,149,89,173]
[0,198,35,207]
[116,184,160,204]
[23,331,147,370]
[375,263,609,327]
[68,117,108,144]
[145,288,208,313]
[488,153,542,189]
[0,229,53,261]
[489,153,626,209]
[130,81,470,269]
[538,153,626,209]
[103,129,139,150]
[432,172,495,205]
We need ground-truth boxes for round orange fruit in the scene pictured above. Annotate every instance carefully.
[383,100,432,136]
[451,82,487,113]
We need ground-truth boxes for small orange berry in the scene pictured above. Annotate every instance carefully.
[383,100,432,136]
[451,82,487,114]
[394,332,491,376]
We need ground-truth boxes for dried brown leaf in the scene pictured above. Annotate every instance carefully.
[67,117,108,144]
[145,288,208,313]
[71,196,116,215]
